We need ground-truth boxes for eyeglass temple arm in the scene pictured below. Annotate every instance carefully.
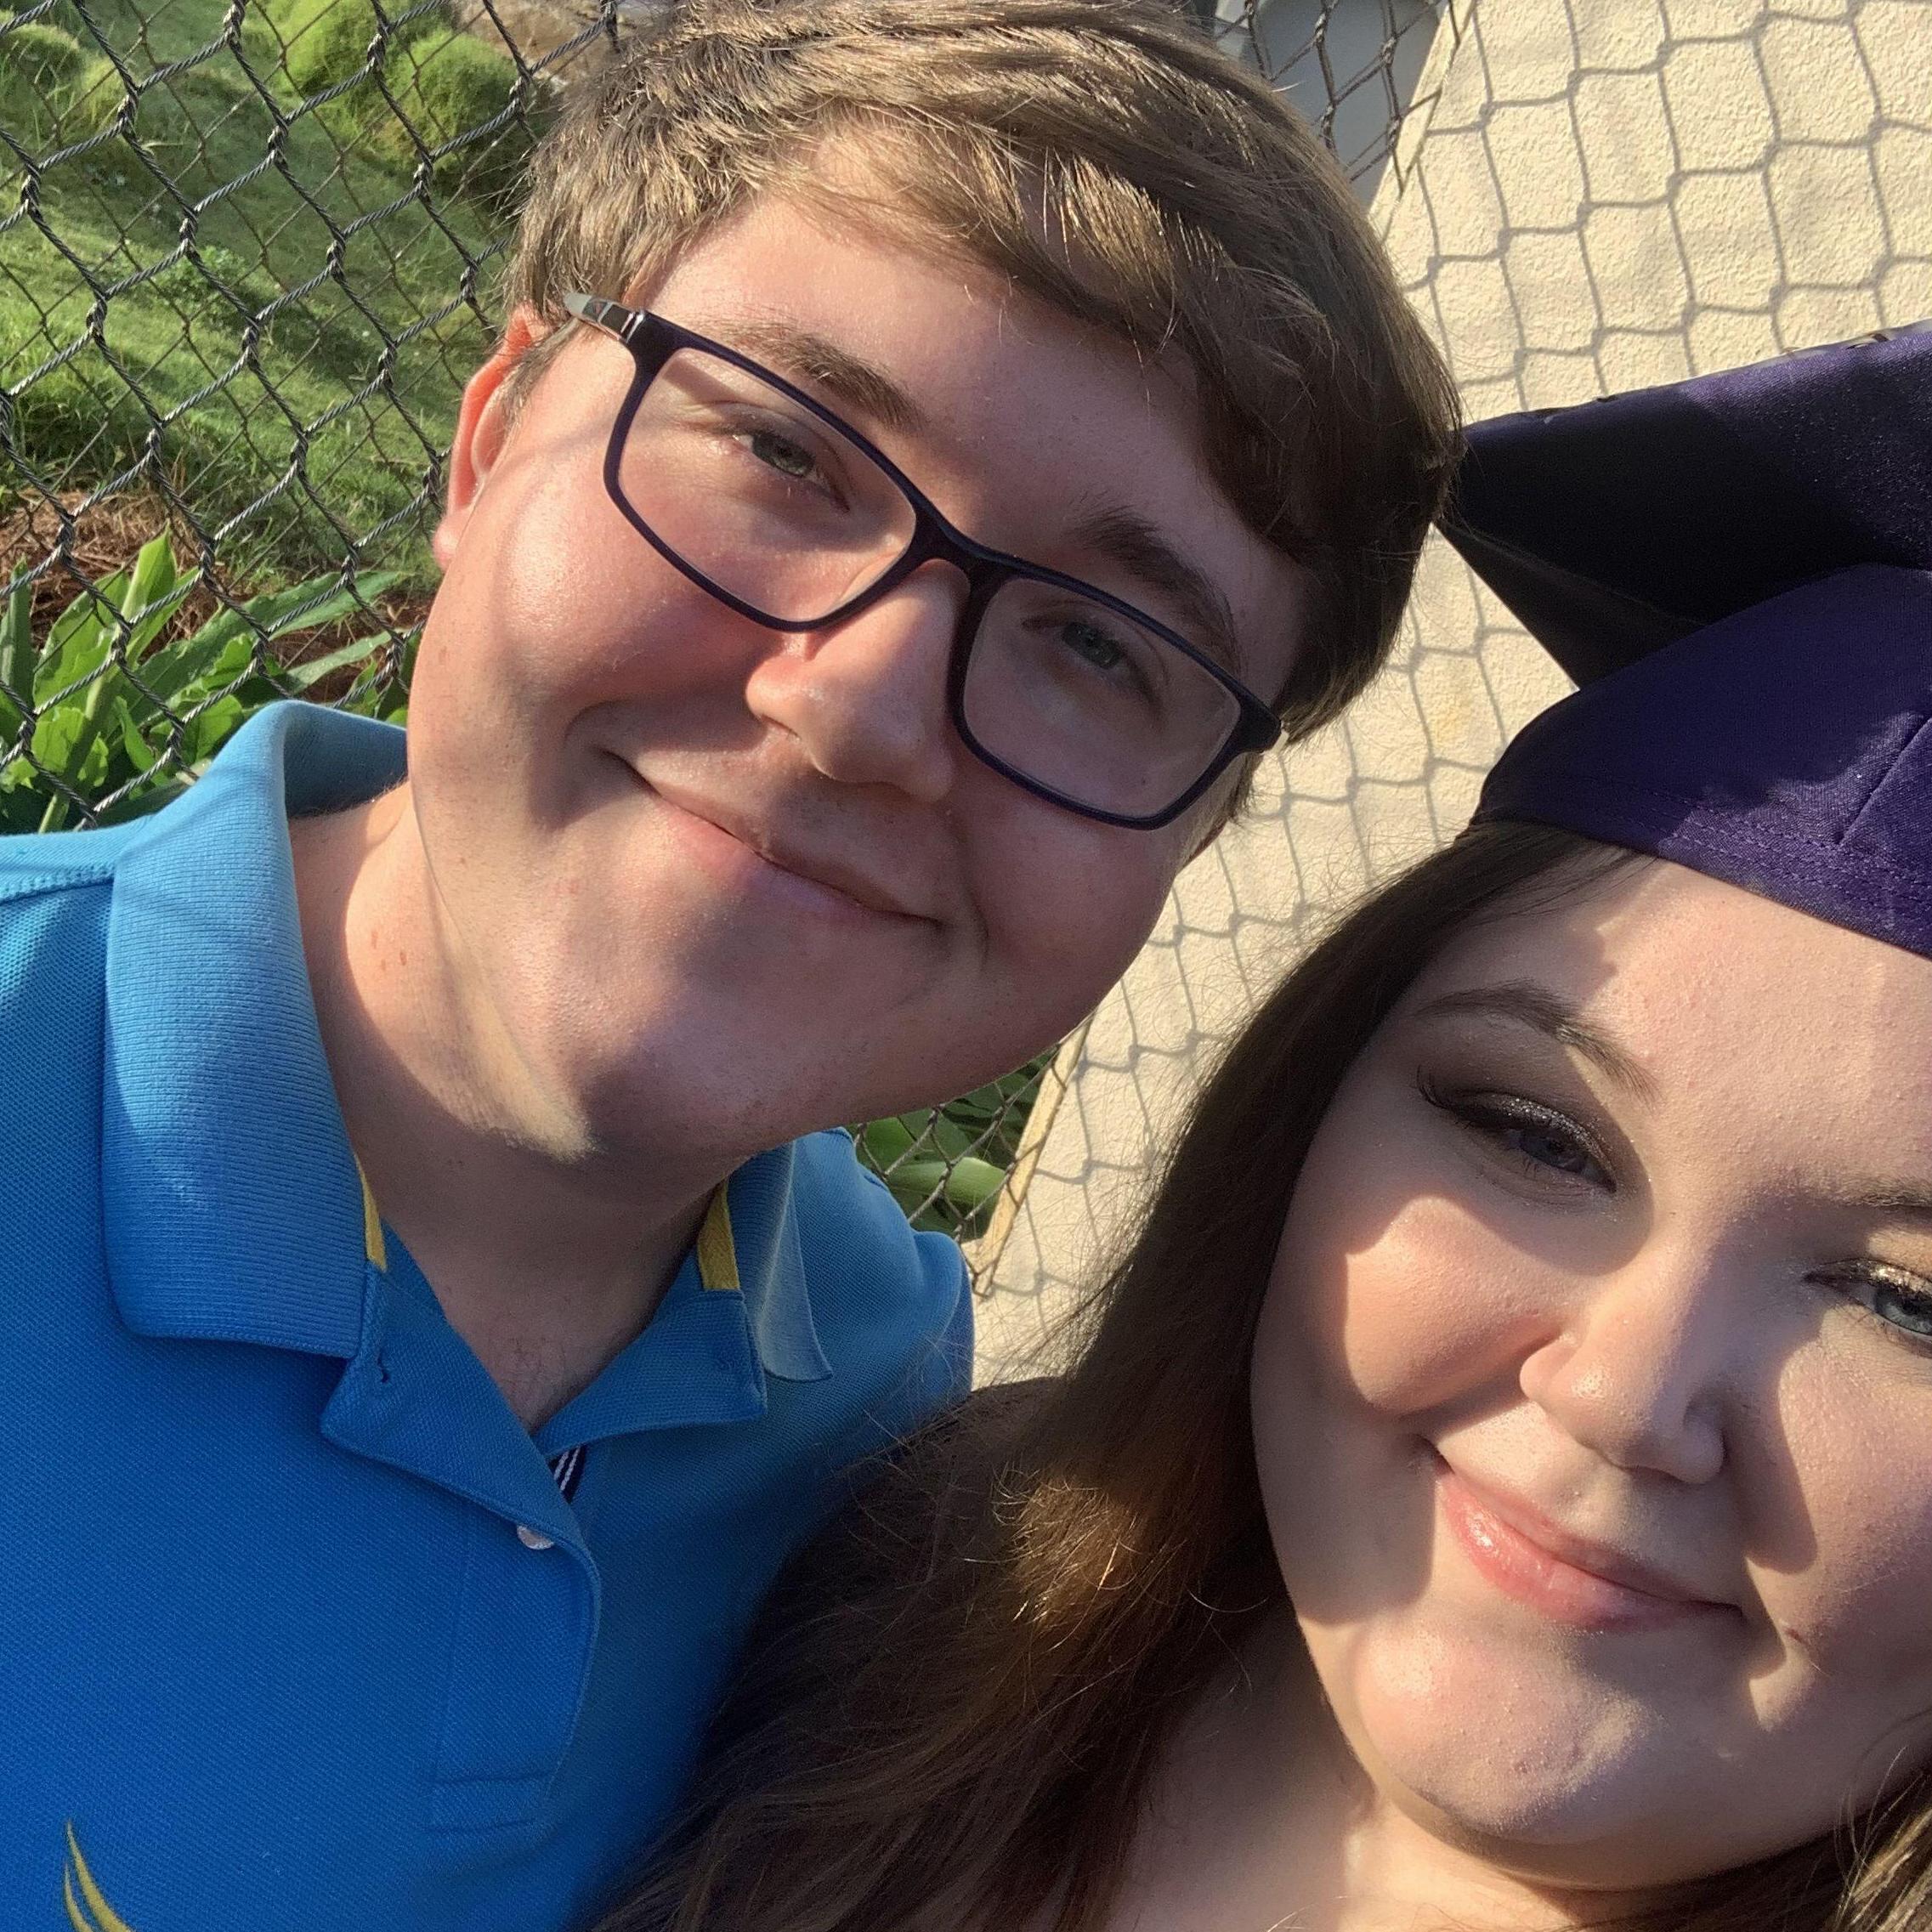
[562,292,642,342]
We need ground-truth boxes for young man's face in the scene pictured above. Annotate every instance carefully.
[415,181,1310,1161]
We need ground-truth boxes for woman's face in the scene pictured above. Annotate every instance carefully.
[1253,856,1932,1890]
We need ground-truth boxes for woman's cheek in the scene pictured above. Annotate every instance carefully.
[1313,1198,1555,1419]
[1752,1352,1932,1685]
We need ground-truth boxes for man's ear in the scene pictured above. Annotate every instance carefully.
[433,305,551,569]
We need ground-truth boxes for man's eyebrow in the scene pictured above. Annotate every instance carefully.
[694,328,1255,683]
[718,319,926,437]
[1066,504,1249,682]
[1410,982,1660,1106]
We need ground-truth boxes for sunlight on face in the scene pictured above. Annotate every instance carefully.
[1253,857,1932,1890]
[405,166,1307,1165]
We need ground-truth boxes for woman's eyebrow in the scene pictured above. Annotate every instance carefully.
[1839,1181,1932,1221]
[1412,981,1659,1105]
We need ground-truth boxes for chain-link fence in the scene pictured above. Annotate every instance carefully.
[0,0,1448,1251]
[975,0,1930,1374]
[1207,0,1445,189]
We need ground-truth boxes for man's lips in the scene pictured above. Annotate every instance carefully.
[627,766,933,925]
[1435,1457,1736,1632]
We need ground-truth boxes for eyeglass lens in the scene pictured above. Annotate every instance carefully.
[620,345,1244,821]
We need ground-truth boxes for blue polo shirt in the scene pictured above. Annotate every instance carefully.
[0,703,971,1931]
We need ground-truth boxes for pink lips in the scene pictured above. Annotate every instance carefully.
[619,759,932,927]
[664,794,897,926]
[1436,1463,1731,1634]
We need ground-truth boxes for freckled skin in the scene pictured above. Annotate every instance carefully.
[1253,859,1932,1892]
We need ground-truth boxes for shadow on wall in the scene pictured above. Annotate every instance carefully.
[977,0,1932,1383]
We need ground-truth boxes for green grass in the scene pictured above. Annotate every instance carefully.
[0,14,119,152]
[0,0,535,592]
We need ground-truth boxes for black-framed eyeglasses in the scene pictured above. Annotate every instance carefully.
[563,293,1283,830]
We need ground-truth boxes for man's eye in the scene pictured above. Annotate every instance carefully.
[1062,620,1126,671]
[747,428,818,481]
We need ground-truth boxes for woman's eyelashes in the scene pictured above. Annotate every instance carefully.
[1816,1262,1932,1353]
[1414,1072,1615,1193]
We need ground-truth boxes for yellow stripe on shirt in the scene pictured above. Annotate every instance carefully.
[64,1824,138,1932]
[694,1187,739,1292]
[358,1164,388,1273]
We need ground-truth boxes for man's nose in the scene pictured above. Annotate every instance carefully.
[742,562,962,804]
[1518,1245,1735,1485]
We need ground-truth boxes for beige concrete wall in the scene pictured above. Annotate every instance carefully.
[973,0,1932,1382]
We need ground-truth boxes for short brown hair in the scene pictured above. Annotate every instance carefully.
[504,0,1459,743]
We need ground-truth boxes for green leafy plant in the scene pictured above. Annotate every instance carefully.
[0,534,401,834]
[857,1057,1049,1238]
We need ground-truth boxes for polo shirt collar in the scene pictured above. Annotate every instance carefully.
[99,702,832,1392]
[103,703,405,1356]
[714,1141,832,1386]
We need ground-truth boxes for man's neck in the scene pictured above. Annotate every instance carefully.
[289,787,729,1430]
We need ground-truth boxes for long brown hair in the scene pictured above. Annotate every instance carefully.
[603,823,1932,1932]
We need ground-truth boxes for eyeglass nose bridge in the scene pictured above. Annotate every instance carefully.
[841,519,1096,815]
[738,513,1022,792]
[783,501,1017,684]
[589,300,1282,830]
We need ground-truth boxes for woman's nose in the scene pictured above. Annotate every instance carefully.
[742,563,962,803]
[1518,1252,1733,1486]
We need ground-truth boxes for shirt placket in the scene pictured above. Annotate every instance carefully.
[320,1254,606,1834]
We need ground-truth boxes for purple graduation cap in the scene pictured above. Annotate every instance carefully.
[1442,323,1932,960]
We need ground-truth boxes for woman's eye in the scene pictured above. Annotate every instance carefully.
[1502,1122,1596,1176]
[1833,1266,1932,1346]
[1418,1079,1612,1192]
[1874,1278,1932,1338]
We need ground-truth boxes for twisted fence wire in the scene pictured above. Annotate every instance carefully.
[0,0,1446,1252]
[976,0,1932,1369]
[1207,0,1444,190]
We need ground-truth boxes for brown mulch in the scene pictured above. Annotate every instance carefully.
[0,487,435,687]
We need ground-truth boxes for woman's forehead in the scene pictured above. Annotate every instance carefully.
[1397,858,1932,1147]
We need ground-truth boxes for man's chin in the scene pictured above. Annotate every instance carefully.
[556,1031,903,1164]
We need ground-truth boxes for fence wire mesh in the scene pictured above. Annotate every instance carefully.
[1207,0,1445,189]
[975,0,1930,1373]
[0,0,1446,1250]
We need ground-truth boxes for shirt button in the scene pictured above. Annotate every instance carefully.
[515,1523,555,1551]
